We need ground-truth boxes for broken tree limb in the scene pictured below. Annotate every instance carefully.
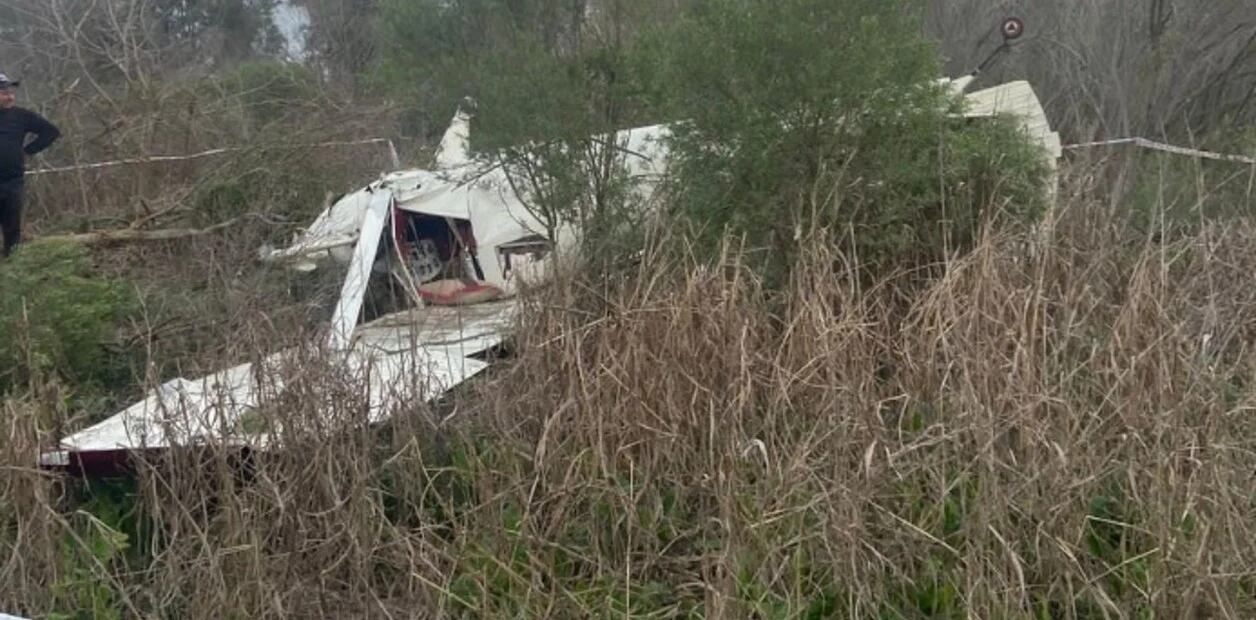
[37,217,241,246]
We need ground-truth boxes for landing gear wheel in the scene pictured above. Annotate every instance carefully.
[1001,17,1025,41]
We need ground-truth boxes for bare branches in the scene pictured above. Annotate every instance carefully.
[926,0,1256,139]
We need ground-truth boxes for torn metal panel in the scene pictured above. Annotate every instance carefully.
[39,360,272,467]
[40,301,515,470]
[328,188,392,351]
[267,185,377,263]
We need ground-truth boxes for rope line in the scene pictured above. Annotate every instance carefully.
[1064,137,1256,165]
[28,137,401,176]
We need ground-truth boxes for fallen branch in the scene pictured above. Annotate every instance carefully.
[37,217,240,246]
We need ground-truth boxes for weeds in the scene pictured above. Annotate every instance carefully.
[4,175,1253,617]
[0,241,138,406]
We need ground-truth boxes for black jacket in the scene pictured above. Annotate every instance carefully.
[0,106,60,183]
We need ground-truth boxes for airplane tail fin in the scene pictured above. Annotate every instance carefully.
[434,97,476,169]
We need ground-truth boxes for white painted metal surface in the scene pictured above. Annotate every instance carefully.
[963,80,1063,162]
[328,188,392,351]
[40,301,515,466]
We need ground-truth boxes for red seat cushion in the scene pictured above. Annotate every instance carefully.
[417,279,504,306]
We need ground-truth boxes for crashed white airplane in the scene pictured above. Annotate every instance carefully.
[40,76,1061,474]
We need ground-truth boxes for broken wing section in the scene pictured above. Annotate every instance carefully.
[40,301,516,473]
[39,360,275,469]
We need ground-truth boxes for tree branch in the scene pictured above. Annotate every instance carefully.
[37,217,240,246]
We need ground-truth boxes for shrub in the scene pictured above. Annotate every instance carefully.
[0,241,137,394]
[652,0,1052,278]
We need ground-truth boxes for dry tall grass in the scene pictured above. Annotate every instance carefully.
[3,171,1255,618]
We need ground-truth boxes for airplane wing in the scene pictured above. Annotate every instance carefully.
[39,300,516,473]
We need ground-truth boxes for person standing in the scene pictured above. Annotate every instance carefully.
[0,72,60,256]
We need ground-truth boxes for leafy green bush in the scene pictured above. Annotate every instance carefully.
[0,241,137,394]
[49,479,149,620]
[651,0,1051,278]
[48,512,129,620]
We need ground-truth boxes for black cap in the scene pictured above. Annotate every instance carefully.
[0,73,20,89]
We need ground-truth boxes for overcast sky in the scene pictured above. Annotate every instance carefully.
[273,0,311,59]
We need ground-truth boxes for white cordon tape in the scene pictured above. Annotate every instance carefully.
[28,137,401,176]
[1065,137,1256,166]
[28,136,1250,176]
